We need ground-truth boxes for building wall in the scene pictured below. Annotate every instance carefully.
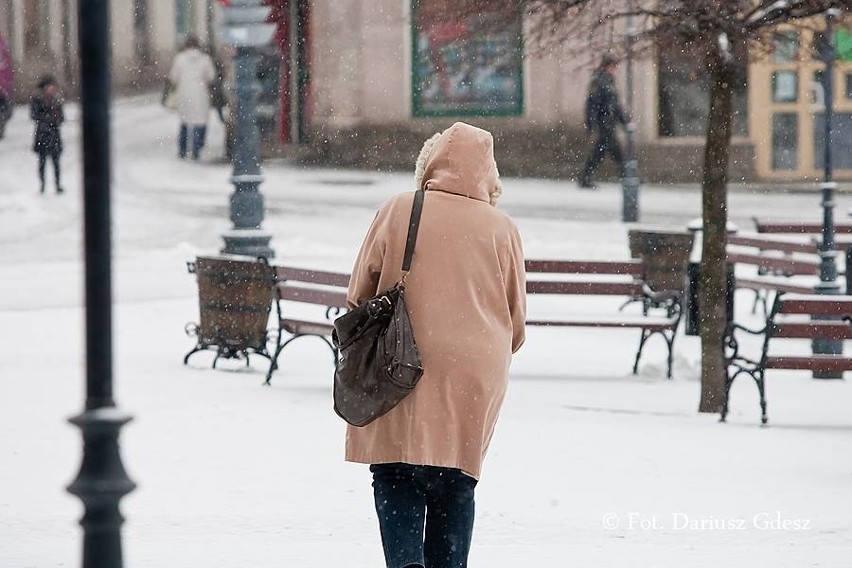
[303,0,742,183]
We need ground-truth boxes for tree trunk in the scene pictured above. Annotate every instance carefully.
[698,58,735,413]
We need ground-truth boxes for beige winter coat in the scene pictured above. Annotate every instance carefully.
[344,122,526,480]
[169,48,215,126]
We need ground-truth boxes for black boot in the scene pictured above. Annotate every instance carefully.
[578,177,597,190]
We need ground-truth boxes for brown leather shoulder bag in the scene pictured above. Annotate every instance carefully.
[332,190,425,427]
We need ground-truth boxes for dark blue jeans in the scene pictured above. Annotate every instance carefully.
[178,123,207,160]
[370,463,477,568]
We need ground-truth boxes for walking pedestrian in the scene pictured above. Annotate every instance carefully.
[579,53,633,189]
[345,121,527,568]
[168,35,215,160]
[30,75,64,194]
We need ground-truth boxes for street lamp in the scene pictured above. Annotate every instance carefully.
[813,8,842,379]
[68,1,136,567]
[219,0,276,258]
[622,0,640,223]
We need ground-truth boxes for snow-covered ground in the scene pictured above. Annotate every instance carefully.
[1,96,851,567]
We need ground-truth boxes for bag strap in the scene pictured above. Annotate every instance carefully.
[400,189,425,283]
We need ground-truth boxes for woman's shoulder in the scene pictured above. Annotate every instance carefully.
[378,191,417,215]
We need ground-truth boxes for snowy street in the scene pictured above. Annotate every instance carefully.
[2,96,852,567]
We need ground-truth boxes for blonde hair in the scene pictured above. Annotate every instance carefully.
[414,130,502,207]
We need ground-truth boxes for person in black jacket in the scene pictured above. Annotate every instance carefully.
[579,54,631,189]
[30,75,64,194]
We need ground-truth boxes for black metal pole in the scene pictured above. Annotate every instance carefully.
[68,2,136,567]
[621,0,639,223]
[813,8,842,379]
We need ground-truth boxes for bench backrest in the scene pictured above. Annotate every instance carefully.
[771,294,852,340]
[727,234,818,255]
[525,259,645,296]
[274,266,350,309]
[727,249,820,276]
[756,222,852,235]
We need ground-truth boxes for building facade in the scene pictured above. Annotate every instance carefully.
[1,1,848,182]
[291,1,851,182]
[0,0,217,98]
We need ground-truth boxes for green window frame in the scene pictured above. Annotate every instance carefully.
[410,0,524,117]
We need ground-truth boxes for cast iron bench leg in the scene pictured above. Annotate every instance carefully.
[183,344,205,365]
[632,329,650,375]
[664,331,676,380]
[753,370,768,425]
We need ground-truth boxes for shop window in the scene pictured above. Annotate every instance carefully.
[772,71,798,103]
[846,73,852,99]
[772,31,799,63]
[657,45,748,137]
[772,113,797,170]
[411,0,523,117]
[176,0,196,43]
[814,113,852,170]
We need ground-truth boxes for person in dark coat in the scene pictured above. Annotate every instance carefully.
[30,75,64,194]
[579,54,631,189]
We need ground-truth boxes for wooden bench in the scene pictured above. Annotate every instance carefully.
[723,293,852,424]
[264,259,682,382]
[265,266,350,385]
[727,236,822,312]
[525,259,683,379]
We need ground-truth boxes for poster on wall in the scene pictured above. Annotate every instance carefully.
[412,0,523,117]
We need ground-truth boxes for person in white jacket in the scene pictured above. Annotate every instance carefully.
[169,35,215,160]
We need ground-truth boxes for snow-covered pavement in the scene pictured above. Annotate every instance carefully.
[1,96,851,567]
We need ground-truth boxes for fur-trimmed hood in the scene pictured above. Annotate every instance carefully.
[416,122,502,206]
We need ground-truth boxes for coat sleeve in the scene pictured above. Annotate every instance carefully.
[347,209,388,309]
[505,223,527,353]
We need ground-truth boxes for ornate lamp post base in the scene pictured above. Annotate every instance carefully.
[221,228,274,258]
[67,408,136,568]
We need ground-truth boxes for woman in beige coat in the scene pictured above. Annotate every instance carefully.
[346,122,526,568]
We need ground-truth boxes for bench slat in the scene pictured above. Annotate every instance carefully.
[773,321,852,340]
[525,259,643,277]
[275,266,351,288]
[728,251,819,275]
[765,355,852,372]
[526,280,643,296]
[281,318,335,337]
[756,223,852,235]
[778,295,852,316]
[276,284,349,308]
[734,278,815,295]
[528,316,677,331]
[727,235,817,254]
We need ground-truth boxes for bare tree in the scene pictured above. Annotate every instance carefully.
[450,0,847,412]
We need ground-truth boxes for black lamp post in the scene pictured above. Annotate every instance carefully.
[813,8,843,379]
[219,0,276,258]
[621,0,640,223]
[67,1,136,567]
